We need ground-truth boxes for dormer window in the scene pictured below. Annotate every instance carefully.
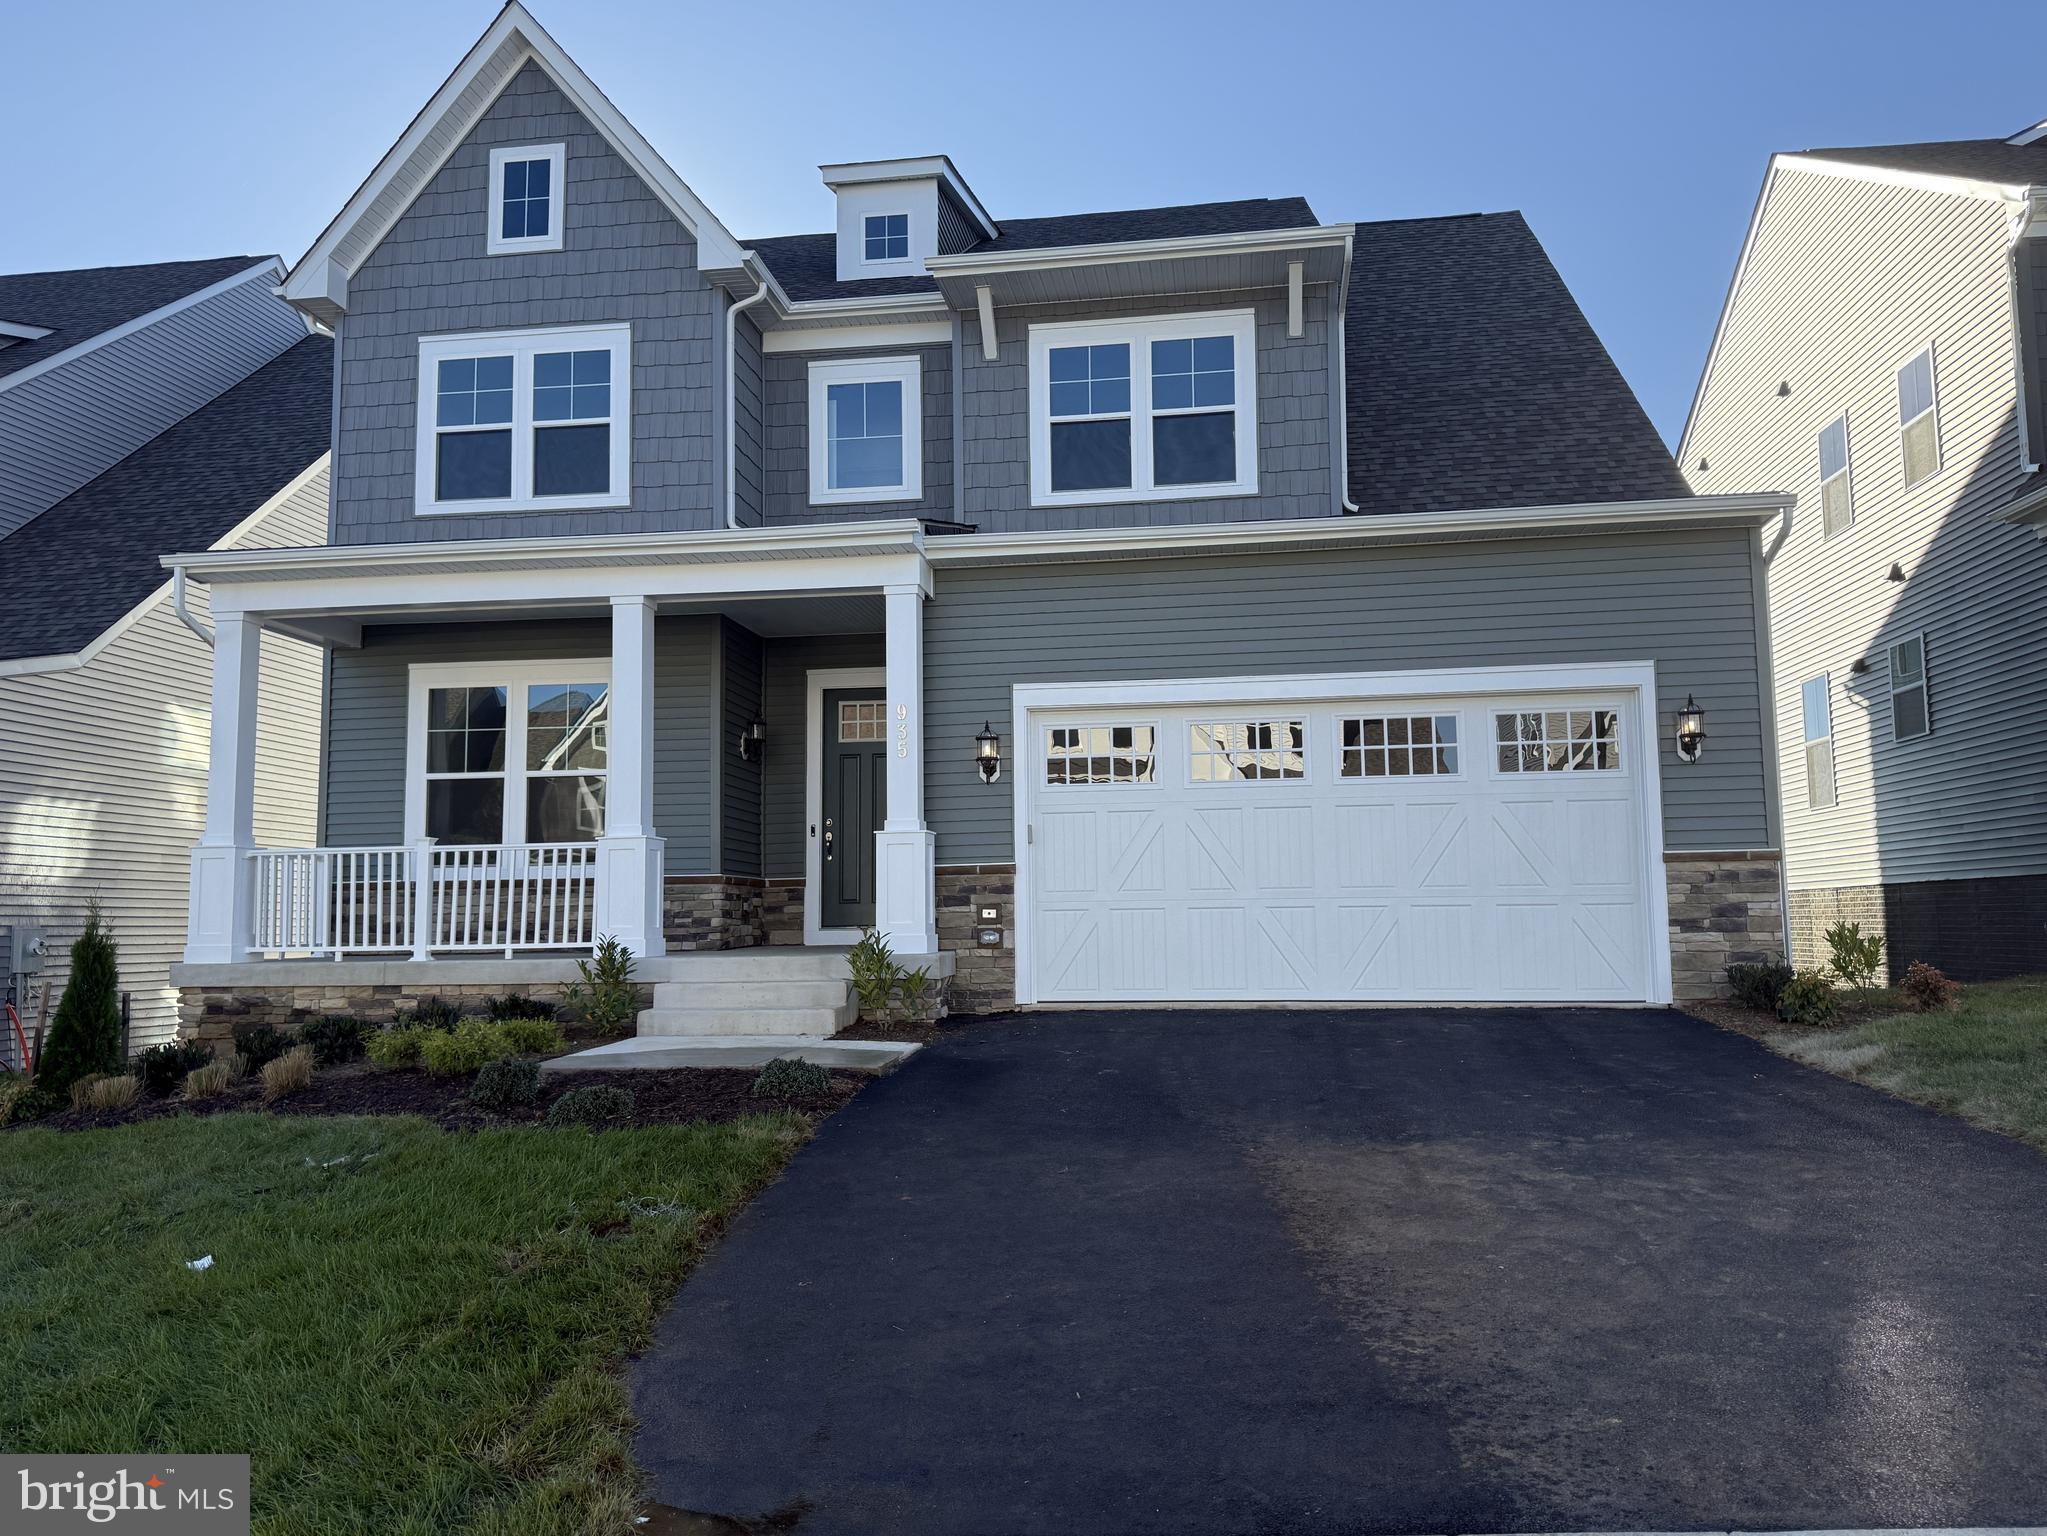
[487,144,565,255]
[863,213,909,263]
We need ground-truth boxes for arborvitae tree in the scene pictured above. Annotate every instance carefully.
[37,901,123,1095]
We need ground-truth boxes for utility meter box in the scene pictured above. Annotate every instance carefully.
[6,926,48,975]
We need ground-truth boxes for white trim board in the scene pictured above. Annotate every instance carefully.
[807,354,924,506]
[1007,661,1674,1008]
[804,665,887,945]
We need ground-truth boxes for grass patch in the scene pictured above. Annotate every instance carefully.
[0,1110,809,1532]
[1768,975,2047,1150]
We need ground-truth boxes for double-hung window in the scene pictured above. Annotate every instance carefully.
[1029,310,1258,505]
[411,662,610,844]
[1802,674,1836,809]
[1888,633,1930,741]
[487,144,565,255]
[863,213,909,262]
[1897,346,1940,487]
[807,355,923,504]
[416,324,630,514]
[1818,413,1854,538]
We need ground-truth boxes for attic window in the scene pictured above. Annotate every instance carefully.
[488,144,566,256]
[863,213,909,263]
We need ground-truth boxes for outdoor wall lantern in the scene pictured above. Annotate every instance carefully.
[1675,695,1707,764]
[975,722,1002,783]
[737,717,766,763]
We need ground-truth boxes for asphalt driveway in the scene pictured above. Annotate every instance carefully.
[633,1008,2047,1534]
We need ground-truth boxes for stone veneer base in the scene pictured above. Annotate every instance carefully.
[1665,850,1786,1002]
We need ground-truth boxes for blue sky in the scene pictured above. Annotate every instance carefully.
[7,0,2043,444]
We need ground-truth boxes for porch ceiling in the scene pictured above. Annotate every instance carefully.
[350,591,884,638]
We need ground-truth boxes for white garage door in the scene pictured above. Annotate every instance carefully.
[1022,685,1662,1004]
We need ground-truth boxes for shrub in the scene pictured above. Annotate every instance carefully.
[182,1061,235,1101]
[417,1019,518,1077]
[132,1040,214,1097]
[471,1057,543,1112]
[7,1082,61,1123]
[301,1014,370,1066]
[232,1024,295,1073]
[564,936,637,1036]
[397,996,463,1032]
[545,1084,634,1128]
[485,993,559,1023]
[751,1057,832,1098]
[848,929,904,1016]
[261,1045,315,1102]
[1726,962,1794,1013]
[1776,968,1841,1027]
[495,1016,565,1055]
[366,1025,430,1069]
[1824,920,1887,992]
[37,902,124,1098]
[1901,960,1961,1013]
[70,1073,139,1112]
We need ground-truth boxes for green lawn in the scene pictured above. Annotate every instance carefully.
[0,1112,808,1535]
[1770,976,2047,1151]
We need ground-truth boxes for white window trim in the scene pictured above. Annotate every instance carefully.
[1337,712,1464,780]
[1028,308,1259,508]
[1040,720,1164,790]
[1896,341,1942,483]
[486,144,566,256]
[1801,672,1837,811]
[1487,705,1626,776]
[1818,411,1854,539]
[405,659,612,844]
[860,210,912,266]
[1186,718,1310,786]
[414,322,631,516]
[807,354,923,506]
[1889,632,1931,741]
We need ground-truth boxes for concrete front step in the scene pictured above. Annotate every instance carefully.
[544,1034,918,1072]
[640,949,853,981]
[651,978,851,1009]
[636,1000,858,1037]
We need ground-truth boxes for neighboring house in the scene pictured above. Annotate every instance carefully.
[1682,121,2047,980]
[0,257,331,1048]
[168,4,1791,1038]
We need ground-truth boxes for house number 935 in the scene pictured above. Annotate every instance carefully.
[895,703,910,759]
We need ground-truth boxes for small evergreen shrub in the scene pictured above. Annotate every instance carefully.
[495,1016,565,1055]
[132,1040,214,1097]
[1776,968,1841,1027]
[545,1084,634,1128]
[1901,960,1961,1013]
[397,996,463,1032]
[366,1025,431,1069]
[485,993,559,1023]
[1824,920,1887,992]
[261,1045,315,1102]
[301,1014,370,1066]
[564,936,638,1036]
[182,1061,235,1101]
[1726,962,1794,1013]
[417,1019,519,1077]
[232,1024,295,1073]
[37,902,124,1098]
[751,1057,832,1098]
[470,1057,543,1112]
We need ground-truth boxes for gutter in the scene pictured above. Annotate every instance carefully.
[724,268,771,529]
[170,565,213,646]
[925,223,1355,280]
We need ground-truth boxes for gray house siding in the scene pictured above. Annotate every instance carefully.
[0,269,302,540]
[2023,234,2047,469]
[921,529,1770,865]
[762,343,952,524]
[937,189,980,256]
[719,619,764,876]
[331,59,717,544]
[760,633,885,878]
[732,312,765,527]
[957,287,1333,532]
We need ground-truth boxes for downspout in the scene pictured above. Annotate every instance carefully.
[724,270,771,530]
[1335,264,1359,514]
[170,565,213,647]
[1754,498,1793,962]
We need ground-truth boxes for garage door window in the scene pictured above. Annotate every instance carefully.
[1339,714,1458,777]
[1494,708,1620,773]
[1046,724,1157,786]
[1189,720,1305,782]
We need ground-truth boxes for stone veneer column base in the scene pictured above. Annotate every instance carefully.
[936,864,1017,1014]
[1665,850,1786,1002]
[661,876,765,951]
[760,880,806,946]
[176,979,629,1054]
[1788,874,2047,983]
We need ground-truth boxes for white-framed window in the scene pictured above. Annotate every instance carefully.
[486,144,565,256]
[1818,413,1854,538]
[415,323,630,515]
[863,213,909,263]
[807,355,922,504]
[1802,674,1836,810]
[1190,720,1305,783]
[1340,714,1460,778]
[407,661,610,844]
[1044,724,1159,786]
[1897,345,1940,487]
[1494,707,1621,773]
[838,699,887,742]
[1028,309,1258,506]
[1888,633,1930,741]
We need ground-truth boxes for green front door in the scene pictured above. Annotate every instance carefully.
[821,688,887,930]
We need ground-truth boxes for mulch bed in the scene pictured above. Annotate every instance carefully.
[14,1058,867,1134]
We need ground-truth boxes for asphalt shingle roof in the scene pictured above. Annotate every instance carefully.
[1345,212,1688,514]
[0,256,269,380]
[0,335,331,662]
[1795,138,2047,187]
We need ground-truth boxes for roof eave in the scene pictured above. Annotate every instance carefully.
[1776,152,2033,205]
[925,222,1355,280]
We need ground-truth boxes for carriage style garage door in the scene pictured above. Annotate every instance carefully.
[1017,671,1668,1006]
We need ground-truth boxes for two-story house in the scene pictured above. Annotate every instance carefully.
[168,4,1792,1048]
[0,257,330,1050]
[1683,122,2047,980]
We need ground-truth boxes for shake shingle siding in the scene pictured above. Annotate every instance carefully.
[936,190,980,255]
[331,60,717,543]
[763,343,953,523]
[732,312,765,526]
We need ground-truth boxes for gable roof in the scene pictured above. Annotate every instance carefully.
[1794,137,2046,191]
[0,336,331,663]
[0,256,270,382]
[1346,212,1688,514]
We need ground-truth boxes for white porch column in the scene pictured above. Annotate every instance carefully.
[874,581,937,954]
[595,595,667,957]
[184,612,262,962]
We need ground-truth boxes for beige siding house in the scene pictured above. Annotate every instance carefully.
[1682,126,2047,978]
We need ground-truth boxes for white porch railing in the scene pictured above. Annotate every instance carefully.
[246,843,600,958]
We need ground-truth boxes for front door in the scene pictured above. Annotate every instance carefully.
[821,688,887,931]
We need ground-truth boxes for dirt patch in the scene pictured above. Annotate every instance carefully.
[1682,994,1898,1046]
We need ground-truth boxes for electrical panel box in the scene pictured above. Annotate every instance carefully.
[6,926,48,975]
